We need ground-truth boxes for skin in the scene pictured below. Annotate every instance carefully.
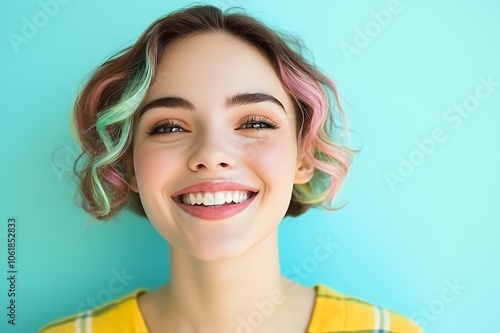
[128,31,316,333]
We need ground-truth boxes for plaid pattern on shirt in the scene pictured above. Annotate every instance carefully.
[39,284,424,333]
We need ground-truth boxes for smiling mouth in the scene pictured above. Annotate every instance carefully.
[174,190,257,207]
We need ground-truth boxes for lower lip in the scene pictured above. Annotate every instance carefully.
[173,193,257,221]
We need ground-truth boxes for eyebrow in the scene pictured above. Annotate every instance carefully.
[138,92,286,118]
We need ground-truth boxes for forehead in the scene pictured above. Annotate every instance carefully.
[144,32,293,110]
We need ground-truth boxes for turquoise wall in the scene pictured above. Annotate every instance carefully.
[1,0,499,332]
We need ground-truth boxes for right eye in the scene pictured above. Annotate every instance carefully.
[147,120,187,135]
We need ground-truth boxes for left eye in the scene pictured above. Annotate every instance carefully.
[239,117,277,130]
[147,120,187,135]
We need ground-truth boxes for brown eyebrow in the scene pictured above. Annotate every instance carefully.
[137,92,286,118]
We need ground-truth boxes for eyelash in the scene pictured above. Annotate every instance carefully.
[239,116,278,130]
[147,120,185,135]
[147,116,278,135]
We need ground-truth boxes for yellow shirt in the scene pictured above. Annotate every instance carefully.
[38,284,424,333]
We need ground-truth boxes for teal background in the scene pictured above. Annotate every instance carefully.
[1,0,499,332]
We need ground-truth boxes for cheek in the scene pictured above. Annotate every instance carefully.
[133,144,176,191]
[242,135,297,182]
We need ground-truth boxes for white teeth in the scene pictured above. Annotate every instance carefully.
[196,193,203,205]
[203,193,214,205]
[225,192,232,203]
[214,192,225,205]
[180,191,253,206]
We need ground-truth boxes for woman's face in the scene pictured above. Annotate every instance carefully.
[129,32,312,261]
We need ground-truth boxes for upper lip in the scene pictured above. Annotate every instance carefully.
[171,181,259,198]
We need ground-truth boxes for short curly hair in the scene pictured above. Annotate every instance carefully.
[70,4,354,221]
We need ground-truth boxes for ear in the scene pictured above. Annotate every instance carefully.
[124,153,139,193]
[294,150,314,184]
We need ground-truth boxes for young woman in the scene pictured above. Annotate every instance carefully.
[39,4,423,333]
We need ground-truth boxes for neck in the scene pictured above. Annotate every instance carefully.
[159,229,306,332]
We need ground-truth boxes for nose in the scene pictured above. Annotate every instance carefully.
[187,131,237,172]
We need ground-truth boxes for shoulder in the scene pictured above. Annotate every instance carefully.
[37,289,149,333]
[308,284,425,333]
